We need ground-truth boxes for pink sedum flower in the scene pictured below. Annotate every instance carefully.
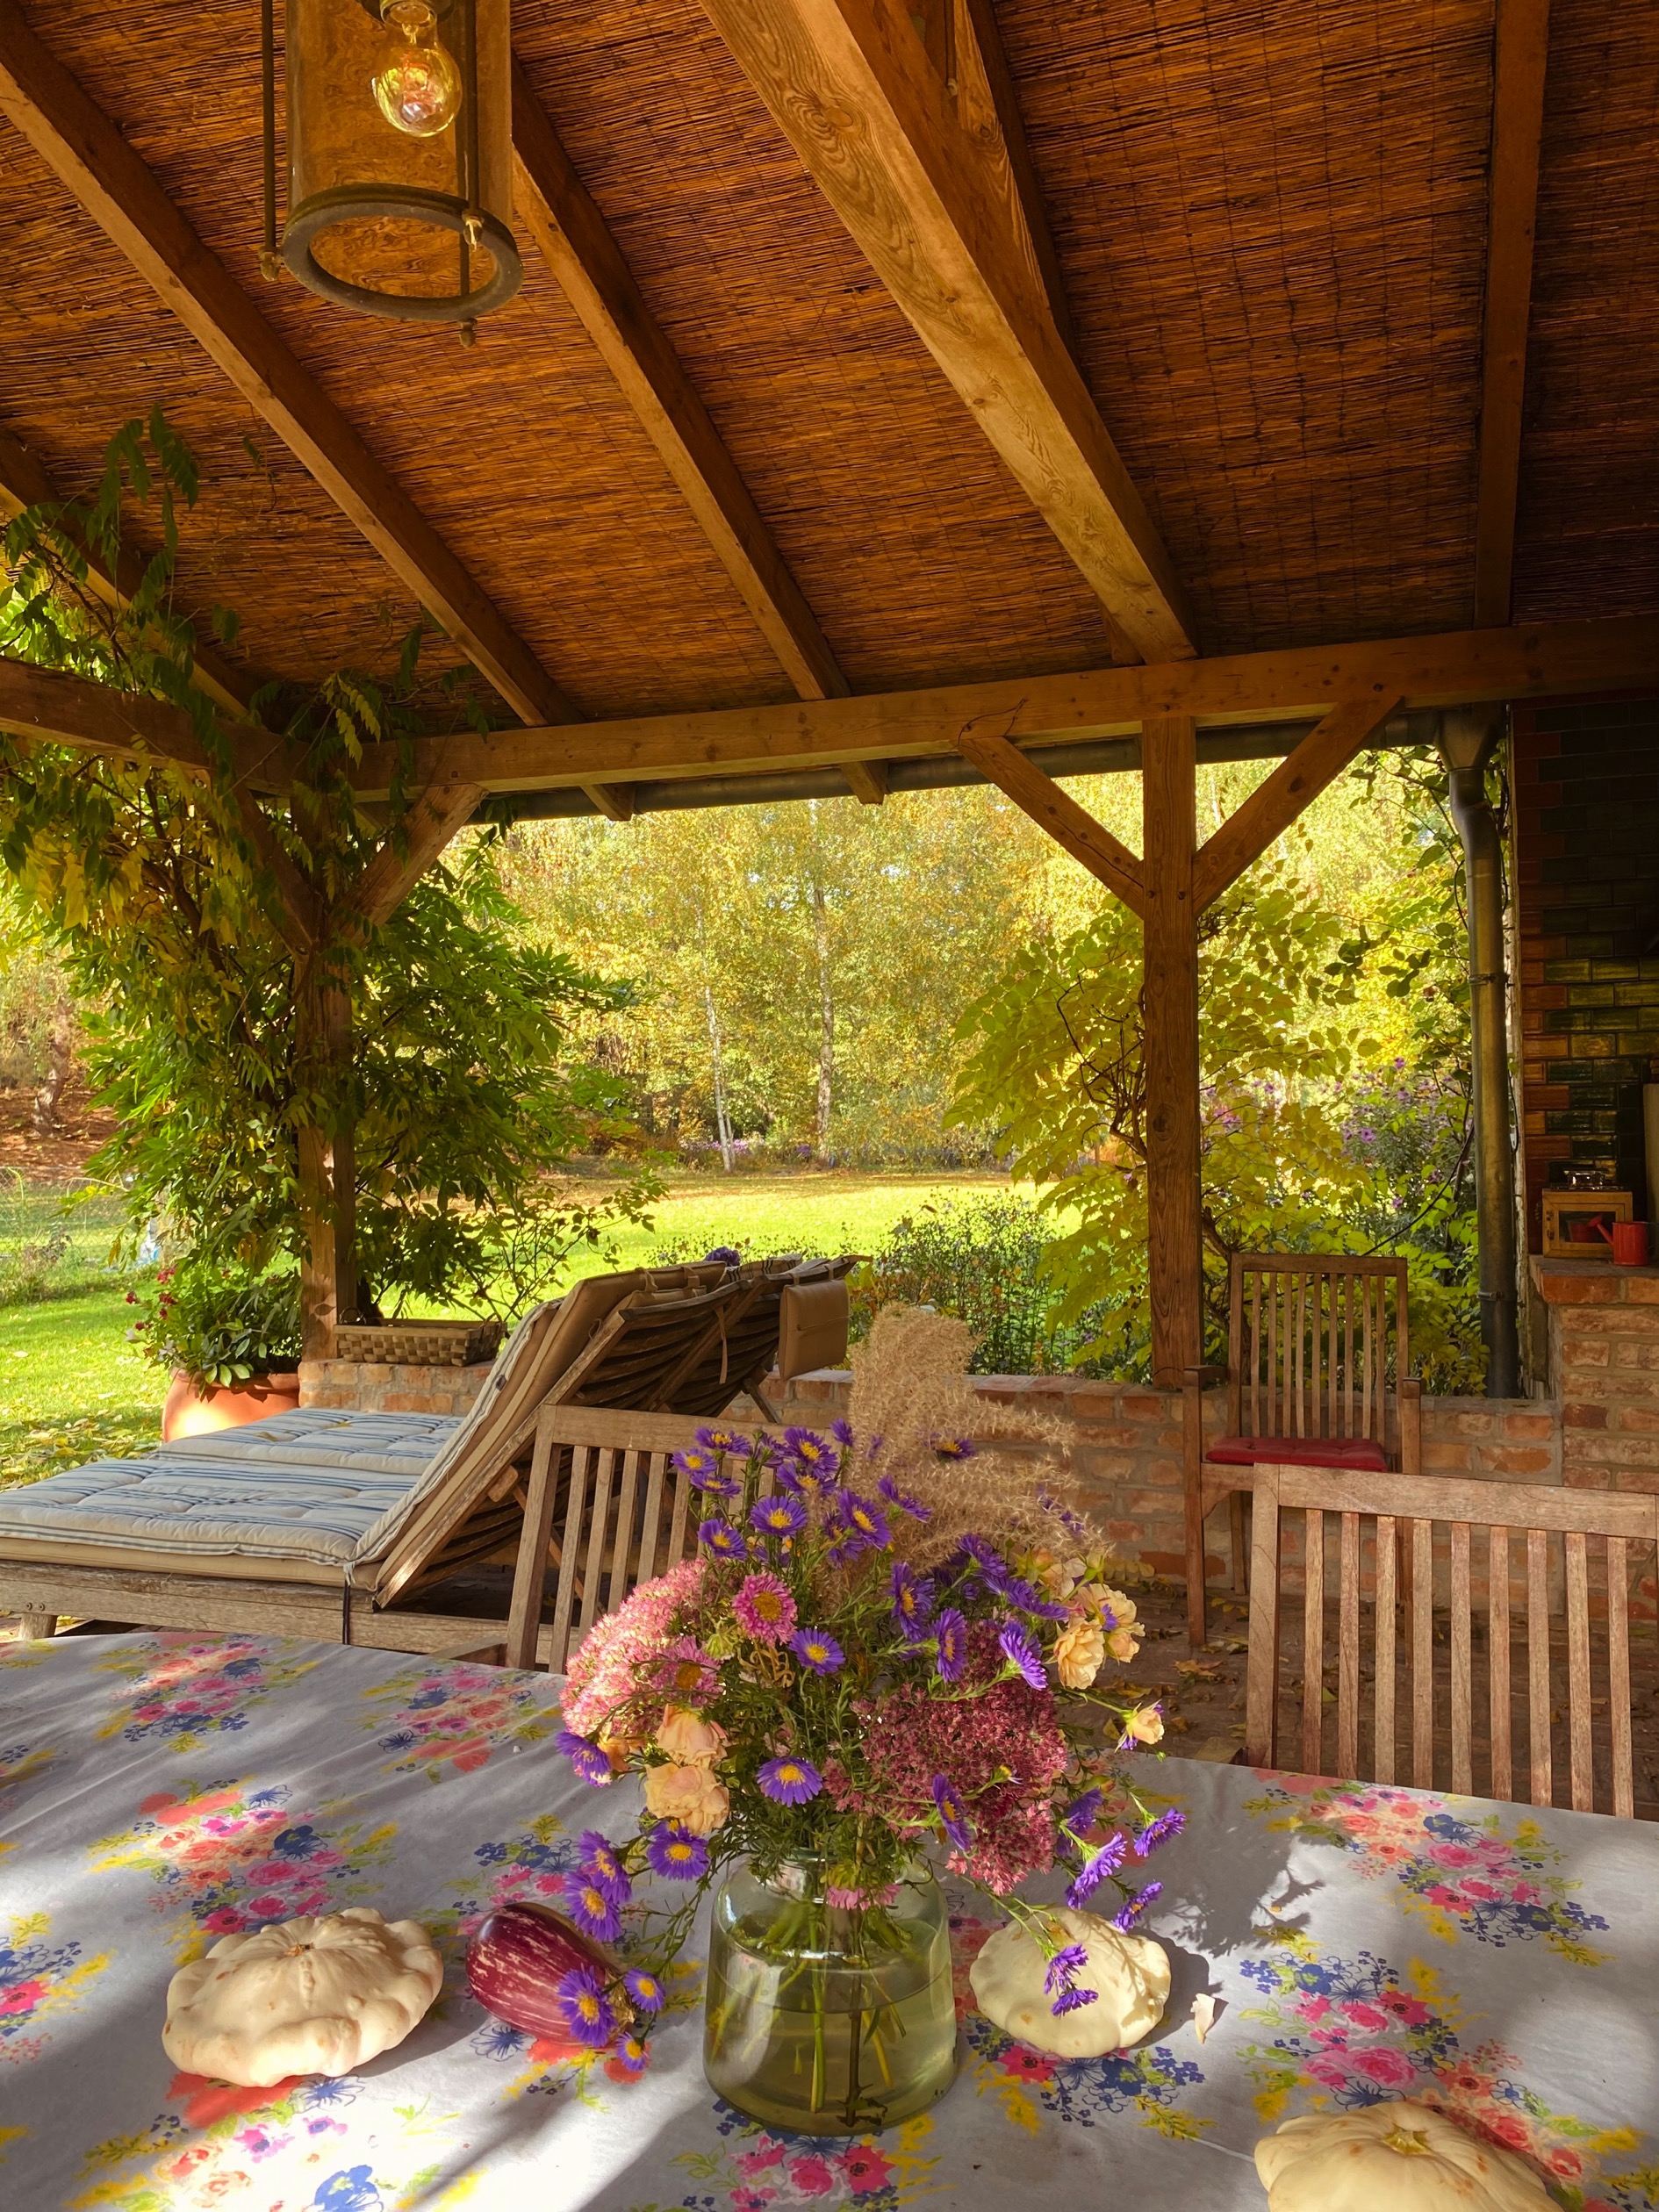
[562,1555,707,1740]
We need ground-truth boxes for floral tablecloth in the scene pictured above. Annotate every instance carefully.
[2,1631,1655,2211]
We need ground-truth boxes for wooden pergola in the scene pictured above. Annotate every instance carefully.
[1,0,1655,1371]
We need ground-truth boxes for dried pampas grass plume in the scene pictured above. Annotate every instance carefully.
[846,1304,1102,1570]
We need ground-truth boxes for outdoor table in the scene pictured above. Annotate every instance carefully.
[2,1632,1654,2211]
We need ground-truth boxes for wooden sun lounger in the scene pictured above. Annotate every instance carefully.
[0,1258,852,1657]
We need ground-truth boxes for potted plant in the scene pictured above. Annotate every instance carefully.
[128,1262,304,1441]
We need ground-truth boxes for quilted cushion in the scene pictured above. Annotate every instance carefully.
[1204,1434,1390,1471]
[0,1454,420,1566]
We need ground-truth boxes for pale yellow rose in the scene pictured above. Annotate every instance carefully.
[1106,1627,1140,1663]
[643,1762,731,1835]
[1054,1617,1105,1691]
[655,1706,728,1769]
[1029,1548,1085,1599]
[1124,1706,1165,1746]
[598,1727,644,1774]
[1101,1586,1138,1628]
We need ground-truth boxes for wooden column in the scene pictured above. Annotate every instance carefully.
[296,952,356,1359]
[1141,715,1203,1384]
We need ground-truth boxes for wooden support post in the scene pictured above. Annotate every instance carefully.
[1142,715,1202,1385]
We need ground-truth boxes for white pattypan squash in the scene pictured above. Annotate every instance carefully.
[162,1907,443,2087]
[968,1907,1169,2058]
[1255,2101,1556,2211]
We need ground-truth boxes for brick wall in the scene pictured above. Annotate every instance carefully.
[1513,695,1659,1242]
[1536,1257,1659,1495]
[299,1358,492,1418]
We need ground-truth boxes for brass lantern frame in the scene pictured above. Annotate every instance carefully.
[261,0,522,328]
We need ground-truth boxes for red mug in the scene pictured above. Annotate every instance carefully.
[1612,1220,1649,1266]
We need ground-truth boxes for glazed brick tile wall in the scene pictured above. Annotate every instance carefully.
[1514,696,1659,1244]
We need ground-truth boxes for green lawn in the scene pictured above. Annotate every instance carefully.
[0,1171,1009,1490]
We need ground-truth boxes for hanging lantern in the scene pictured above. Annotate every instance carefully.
[262,0,521,334]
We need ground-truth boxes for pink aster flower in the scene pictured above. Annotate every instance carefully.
[651,1636,721,1705]
[732,1572,797,1645]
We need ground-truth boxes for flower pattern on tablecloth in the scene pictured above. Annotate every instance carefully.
[96,1634,324,1756]
[72,2071,465,2212]
[1237,1936,1651,2210]
[89,1779,397,1960]
[666,2111,940,2209]
[1244,1775,1612,1961]
[1,1910,110,2066]
[360,1659,561,1783]
[948,1914,1205,2137]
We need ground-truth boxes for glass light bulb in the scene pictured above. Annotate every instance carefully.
[372,1,462,138]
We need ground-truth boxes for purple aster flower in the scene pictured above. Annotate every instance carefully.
[875,1471,932,1519]
[577,1830,631,1902]
[672,1444,740,1498]
[931,1433,977,1461]
[758,1754,823,1805]
[1051,1986,1100,2014]
[1044,1941,1088,1995]
[837,1490,893,1550]
[696,1424,751,1456]
[783,1426,836,1476]
[557,1729,614,1788]
[1134,1807,1187,1858]
[614,2033,650,2073]
[889,1562,936,1634]
[749,1493,807,1539]
[554,1966,616,2049]
[830,1418,854,1446]
[933,1608,968,1683]
[1066,1831,1129,1909]
[791,1627,844,1674]
[645,1822,709,1880]
[567,1875,624,1944]
[698,1516,748,1560]
[1112,1882,1163,1931]
[623,1968,665,2014]
[1059,1787,1103,1841]
[998,1620,1047,1690]
[983,1563,1069,1621]
[931,1773,973,1853]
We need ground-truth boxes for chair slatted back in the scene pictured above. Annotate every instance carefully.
[1231,1253,1408,1452]
[1245,1462,1659,1819]
[503,1406,785,1671]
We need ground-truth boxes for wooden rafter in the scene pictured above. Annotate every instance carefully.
[0,4,630,825]
[338,615,1659,799]
[0,418,256,723]
[1474,0,1552,628]
[1191,693,1405,910]
[953,718,1146,915]
[513,61,847,710]
[696,0,1196,664]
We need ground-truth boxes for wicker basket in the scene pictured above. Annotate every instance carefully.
[334,1319,504,1368]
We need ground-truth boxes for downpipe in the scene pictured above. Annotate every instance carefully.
[1440,708,1522,1398]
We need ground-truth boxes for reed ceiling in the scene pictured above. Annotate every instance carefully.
[0,0,1654,721]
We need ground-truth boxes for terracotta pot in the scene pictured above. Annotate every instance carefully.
[162,1368,303,1443]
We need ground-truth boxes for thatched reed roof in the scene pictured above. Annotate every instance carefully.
[0,0,1654,729]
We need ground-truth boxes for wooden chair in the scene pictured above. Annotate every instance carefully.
[1183,1253,1419,1646]
[1243,1461,1659,1818]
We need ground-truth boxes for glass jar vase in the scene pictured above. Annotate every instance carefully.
[702,1857,959,2135]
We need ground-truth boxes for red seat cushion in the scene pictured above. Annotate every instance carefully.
[1204,1434,1390,1471]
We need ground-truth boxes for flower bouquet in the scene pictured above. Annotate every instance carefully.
[544,1308,1182,2132]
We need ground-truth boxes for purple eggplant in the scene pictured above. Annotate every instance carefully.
[466,1900,629,2037]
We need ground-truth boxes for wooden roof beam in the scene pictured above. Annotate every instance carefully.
[953,717,1145,914]
[0,417,256,723]
[513,61,848,710]
[1474,0,1551,627]
[339,614,1659,798]
[696,0,1196,664]
[0,5,633,824]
